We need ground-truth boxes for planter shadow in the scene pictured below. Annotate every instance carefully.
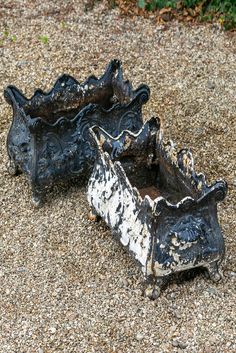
[5,60,149,205]
[87,118,227,298]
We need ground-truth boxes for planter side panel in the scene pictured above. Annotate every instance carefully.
[7,106,33,178]
[152,195,225,278]
[87,153,153,276]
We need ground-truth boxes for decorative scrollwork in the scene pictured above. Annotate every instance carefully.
[168,215,208,244]
[5,60,150,204]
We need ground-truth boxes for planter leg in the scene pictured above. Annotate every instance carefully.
[145,277,164,300]
[7,159,21,176]
[32,187,44,207]
[88,207,101,222]
[205,261,221,283]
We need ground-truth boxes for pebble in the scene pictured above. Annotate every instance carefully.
[49,327,57,334]
[207,80,216,89]
[173,310,182,319]
[16,60,29,67]
[172,339,179,347]
[229,271,236,277]
[136,333,144,341]
[172,340,188,349]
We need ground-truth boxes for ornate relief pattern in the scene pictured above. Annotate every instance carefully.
[87,118,227,298]
[5,61,150,205]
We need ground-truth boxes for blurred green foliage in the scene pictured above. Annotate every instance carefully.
[137,0,236,29]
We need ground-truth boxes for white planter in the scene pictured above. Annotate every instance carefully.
[87,118,227,298]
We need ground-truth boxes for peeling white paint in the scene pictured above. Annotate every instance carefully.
[87,119,226,290]
[88,154,152,275]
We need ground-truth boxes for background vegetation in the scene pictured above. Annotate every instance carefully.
[113,0,236,30]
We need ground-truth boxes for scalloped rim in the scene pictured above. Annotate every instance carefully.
[4,61,150,130]
[22,85,149,131]
[4,59,121,104]
[90,118,228,212]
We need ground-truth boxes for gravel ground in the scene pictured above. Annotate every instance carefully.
[0,1,235,352]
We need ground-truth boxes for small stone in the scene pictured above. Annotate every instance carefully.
[229,271,236,277]
[172,340,187,349]
[16,60,28,67]
[172,339,179,347]
[136,333,144,341]
[174,310,181,319]
[195,127,204,134]
[170,325,177,333]
[178,341,188,349]
[206,287,218,295]
[121,278,129,287]
[49,327,56,334]
[207,80,215,89]
[38,349,44,353]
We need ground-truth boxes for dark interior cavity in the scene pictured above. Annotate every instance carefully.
[27,106,84,124]
[122,158,195,204]
[25,99,115,124]
[12,86,116,124]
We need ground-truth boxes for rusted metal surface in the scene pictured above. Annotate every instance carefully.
[5,60,150,205]
[87,118,227,298]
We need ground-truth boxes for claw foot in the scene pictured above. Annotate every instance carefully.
[32,189,44,207]
[88,208,100,222]
[7,159,20,176]
[145,278,163,300]
[205,262,222,283]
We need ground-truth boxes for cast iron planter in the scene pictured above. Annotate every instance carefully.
[5,60,149,205]
[87,118,227,298]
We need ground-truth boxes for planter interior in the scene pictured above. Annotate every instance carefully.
[88,118,227,298]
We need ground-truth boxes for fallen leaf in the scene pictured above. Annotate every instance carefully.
[159,7,171,15]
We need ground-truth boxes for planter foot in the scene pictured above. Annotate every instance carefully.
[32,188,44,208]
[145,278,163,300]
[205,262,221,282]
[7,159,20,176]
[88,208,100,222]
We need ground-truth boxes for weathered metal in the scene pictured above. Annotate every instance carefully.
[5,60,149,205]
[87,118,227,298]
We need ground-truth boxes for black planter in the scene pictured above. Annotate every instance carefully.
[5,60,150,205]
[87,118,227,298]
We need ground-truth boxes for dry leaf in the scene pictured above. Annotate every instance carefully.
[159,7,171,15]
[186,16,194,22]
